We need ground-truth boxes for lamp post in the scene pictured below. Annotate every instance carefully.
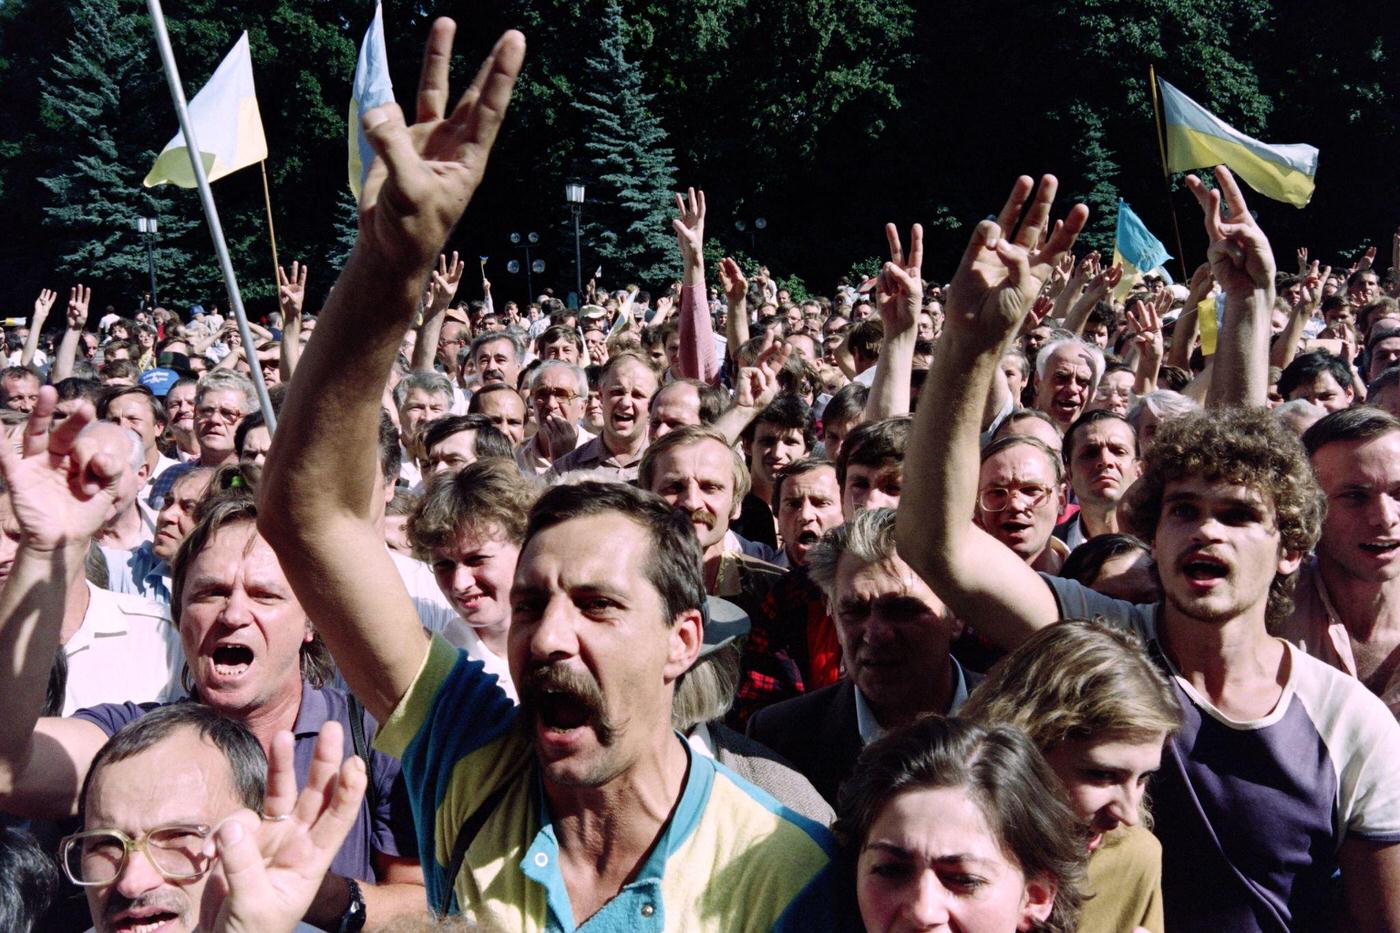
[733,216,767,255]
[564,181,585,303]
[136,216,160,306]
[507,231,544,302]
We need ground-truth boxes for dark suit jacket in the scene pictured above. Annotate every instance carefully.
[745,681,863,809]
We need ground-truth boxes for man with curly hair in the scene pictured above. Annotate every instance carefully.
[897,169,1400,931]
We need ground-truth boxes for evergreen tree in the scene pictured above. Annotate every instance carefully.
[571,0,678,284]
[37,0,211,307]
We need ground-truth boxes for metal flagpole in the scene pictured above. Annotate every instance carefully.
[144,0,278,433]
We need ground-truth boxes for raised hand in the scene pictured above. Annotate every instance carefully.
[1186,261,1214,302]
[359,22,525,275]
[1127,296,1164,360]
[210,723,367,933]
[0,388,126,552]
[66,285,91,330]
[1359,245,1377,272]
[425,251,464,310]
[33,288,57,321]
[876,222,924,337]
[1296,247,1308,275]
[276,262,308,320]
[945,175,1089,347]
[1085,263,1123,301]
[1184,166,1275,299]
[1020,295,1053,336]
[718,257,748,305]
[1297,261,1330,310]
[673,188,705,284]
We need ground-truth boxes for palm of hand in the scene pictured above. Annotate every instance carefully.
[6,452,114,550]
[949,242,1042,336]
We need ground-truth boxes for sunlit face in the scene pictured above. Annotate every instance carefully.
[975,446,1063,564]
[1068,418,1140,509]
[1000,355,1027,403]
[601,359,657,448]
[777,466,843,567]
[584,331,608,366]
[1286,371,1353,413]
[178,523,310,717]
[81,728,243,933]
[473,338,520,388]
[509,512,698,788]
[106,393,160,457]
[645,438,738,553]
[193,389,248,458]
[237,425,272,486]
[752,422,808,489]
[438,323,467,366]
[1153,478,1299,627]
[2,373,39,412]
[842,461,903,522]
[475,390,526,447]
[428,430,482,474]
[542,337,579,364]
[531,368,586,426]
[1349,273,1380,306]
[649,382,702,442]
[399,388,451,451]
[1312,432,1400,584]
[153,471,213,562]
[431,522,520,641]
[165,384,197,436]
[1087,370,1134,417]
[857,786,1055,933]
[1034,346,1096,430]
[830,551,955,717]
[1042,733,1166,849]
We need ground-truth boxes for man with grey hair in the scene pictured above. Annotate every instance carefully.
[393,370,453,485]
[467,330,524,389]
[148,370,256,506]
[1032,335,1104,432]
[1272,397,1326,437]
[515,359,592,475]
[747,507,968,805]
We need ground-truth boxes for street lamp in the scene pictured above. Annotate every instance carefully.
[734,215,767,254]
[565,181,585,303]
[507,231,544,301]
[136,216,160,306]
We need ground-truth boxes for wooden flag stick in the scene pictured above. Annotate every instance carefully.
[1149,64,1191,282]
[260,160,281,281]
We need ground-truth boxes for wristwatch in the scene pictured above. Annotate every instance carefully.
[337,878,367,933]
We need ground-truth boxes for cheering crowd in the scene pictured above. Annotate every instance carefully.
[0,21,1397,933]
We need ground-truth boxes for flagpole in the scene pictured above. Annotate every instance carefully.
[144,0,277,433]
[259,160,281,284]
[1149,64,1190,283]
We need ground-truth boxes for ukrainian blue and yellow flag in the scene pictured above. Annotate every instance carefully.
[144,33,267,188]
[349,3,395,199]
[1111,200,1171,299]
[1158,77,1318,208]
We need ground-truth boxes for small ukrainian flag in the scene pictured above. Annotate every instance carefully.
[1111,200,1171,299]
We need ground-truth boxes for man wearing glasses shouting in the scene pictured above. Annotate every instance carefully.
[973,434,1069,574]
[514,360,593,476]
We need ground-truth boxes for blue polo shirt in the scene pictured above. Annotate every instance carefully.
[73,682,416,882]
[374,633,838,930]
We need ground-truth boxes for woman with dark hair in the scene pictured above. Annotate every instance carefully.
[961,620,1182,932]
[834,716,1086,933]
[1059,533,1158,604]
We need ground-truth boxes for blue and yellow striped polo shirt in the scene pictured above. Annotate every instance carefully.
[375,633,839,931]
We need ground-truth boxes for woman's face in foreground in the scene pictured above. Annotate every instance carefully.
[857,785,1055,933]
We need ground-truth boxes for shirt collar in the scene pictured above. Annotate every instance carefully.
[289,682,327,738]
[854,656,969,744]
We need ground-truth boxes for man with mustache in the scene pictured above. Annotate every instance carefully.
[747,508,968,807]
[259,22,835,926]
[466,331,523,390]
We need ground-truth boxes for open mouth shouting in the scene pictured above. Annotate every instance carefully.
[1179,553,1229,591]
[206,642,255,684]
[1359,539,1400,559]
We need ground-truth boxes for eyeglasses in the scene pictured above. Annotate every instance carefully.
[195,406,243,423]
[1094,385,1134,400]
[978,484,1054,512]
[533,388,579,404]
[60,824,213,886]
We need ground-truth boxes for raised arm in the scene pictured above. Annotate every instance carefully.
[864,223,923,420]
[1127,294,1166,395]
[719,257,750,368]
[277,262,307,380]
[259,22,524,724]
[411,251,464,373]
[1187,166,1275,409]
[1049,251,1093,323]
[21,289,56,368]
[1270,260,1327,372]
[1062,262,1121,337]
[673,188,721,383]
[51,285,90,382]
[0,391,129,818]
[896,176,1085,649]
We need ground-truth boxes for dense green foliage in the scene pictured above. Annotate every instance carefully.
[0,0,1396,321]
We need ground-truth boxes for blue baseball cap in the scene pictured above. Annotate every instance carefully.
[139,367,181,397]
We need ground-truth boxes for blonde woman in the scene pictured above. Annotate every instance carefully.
[960,619,1182,933]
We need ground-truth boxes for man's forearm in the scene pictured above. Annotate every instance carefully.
[53,330,81,382]
[864,332,916,420]
[1207,287,1271,408]
[678,283,719,384]
[725,298,748,366]
[411,304,444,373]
